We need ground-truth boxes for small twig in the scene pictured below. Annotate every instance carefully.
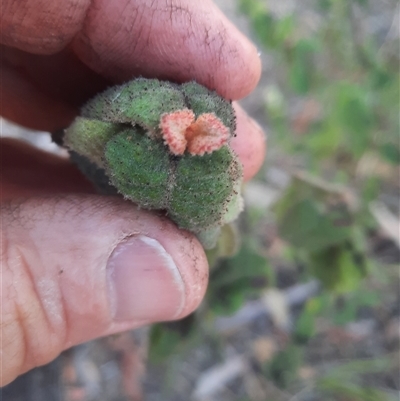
[191,355,248,400]
[214,281,320,335]
[288,384,313,401]
[377,3,400,56]
[370,201,400,248]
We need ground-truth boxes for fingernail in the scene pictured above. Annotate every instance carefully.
[107,235,185,322]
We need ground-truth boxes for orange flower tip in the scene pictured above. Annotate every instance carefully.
[160,109,195,155]
[186,113,230,155]
[187,136,228,156]
[160,110,231,156]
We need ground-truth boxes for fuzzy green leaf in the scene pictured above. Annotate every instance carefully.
[104,128,171,209]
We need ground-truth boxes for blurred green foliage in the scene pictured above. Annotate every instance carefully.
[240,0,399,293]
[236,1,399,398]
[265,344,304,389]
[243,0,399,164]
[207,241,273,315]
[315,356,399,401]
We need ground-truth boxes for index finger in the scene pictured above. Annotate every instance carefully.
[1,0,261,100]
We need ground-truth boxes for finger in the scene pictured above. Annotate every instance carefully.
[1,196,208,385]
[1,0,261,102]
[231,103,267,181]
[72,0,261,99]
[1,0,90,53]
[0,46,110,131]
[0,57,77,131]
[0,138,95,201]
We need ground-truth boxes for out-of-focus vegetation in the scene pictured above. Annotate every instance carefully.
[240,0,399,292]
[147,1,399,400]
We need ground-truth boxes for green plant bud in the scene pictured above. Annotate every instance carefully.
[168,146,242,231]
[64,78,244,248]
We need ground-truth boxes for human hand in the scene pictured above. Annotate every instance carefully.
[0,0,266,386]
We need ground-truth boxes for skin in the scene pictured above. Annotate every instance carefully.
[0,0,266,386]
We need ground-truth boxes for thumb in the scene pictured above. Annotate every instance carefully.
[1,195,208,386]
